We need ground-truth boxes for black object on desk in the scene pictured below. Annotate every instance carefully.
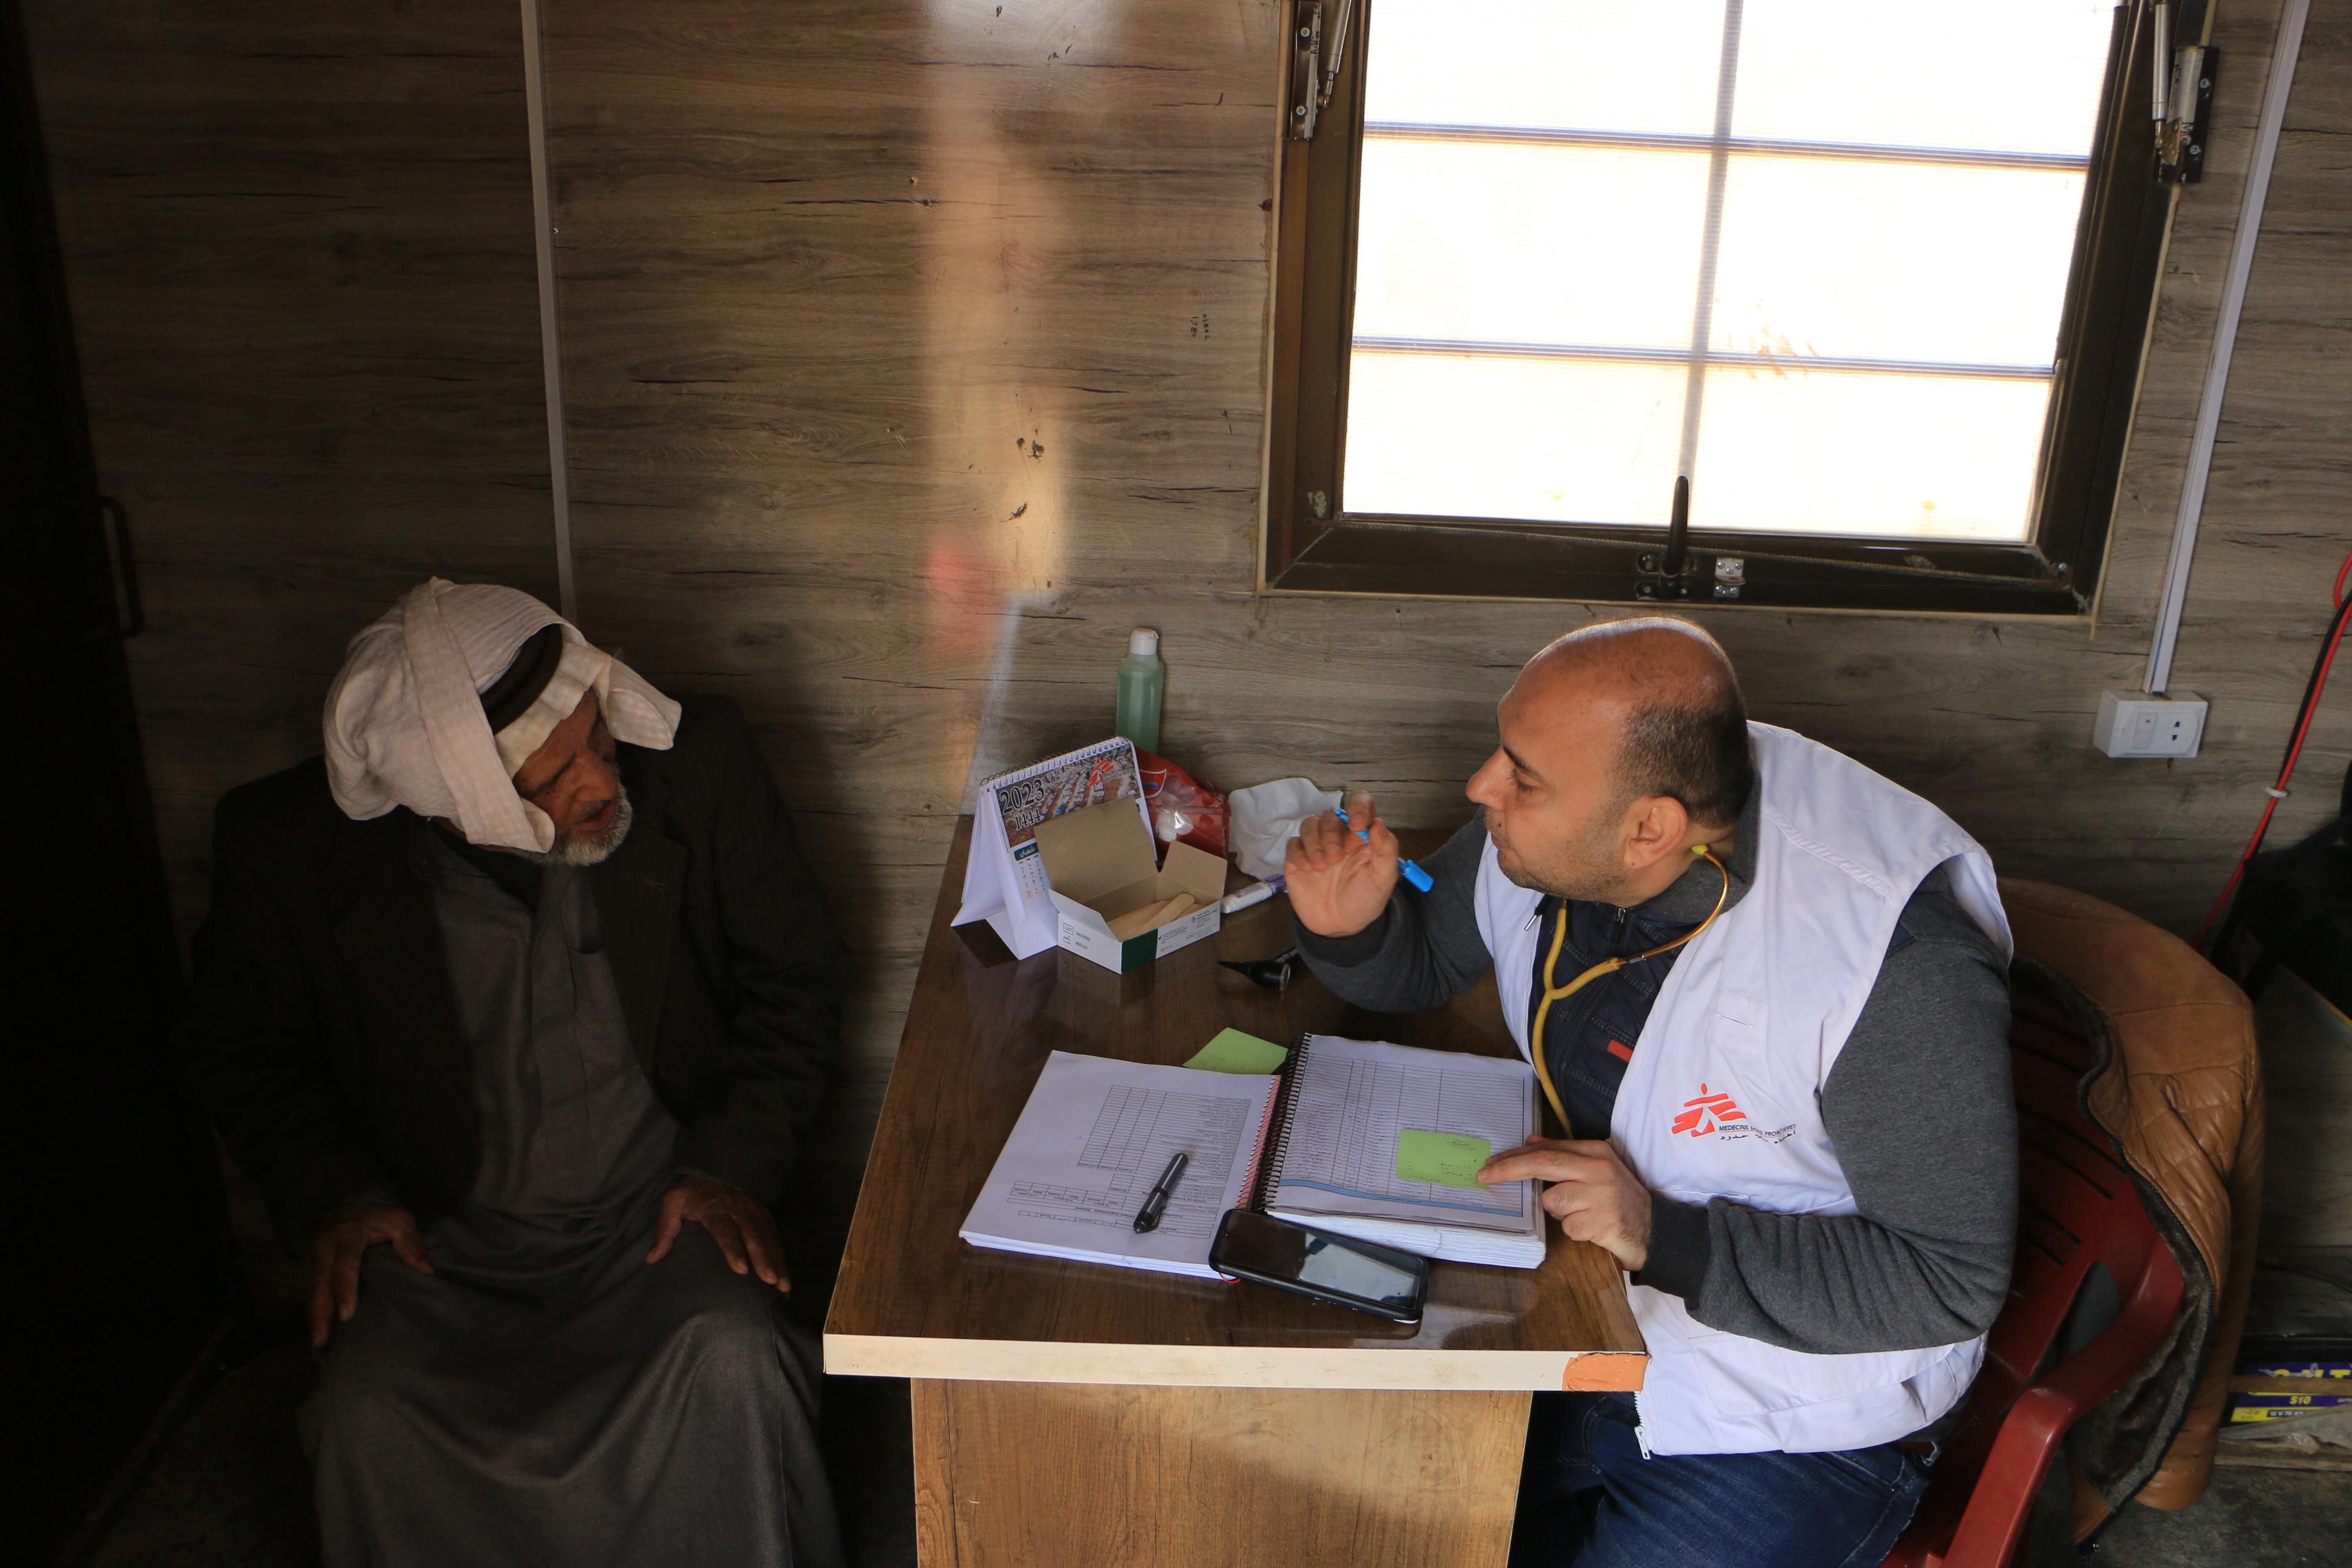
[1210,1209,1430,1325]
[1133,1152,1188,1233]
[1220,946,1302,992]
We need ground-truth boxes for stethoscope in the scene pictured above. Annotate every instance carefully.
[1529,843,1731,1134]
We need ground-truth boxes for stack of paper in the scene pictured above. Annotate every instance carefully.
[1265,1036,1546,1268]
[959,1052,1280,1278]
[958,1036,1547,1281]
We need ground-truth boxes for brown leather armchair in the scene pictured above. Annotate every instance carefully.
[2000,880,2264,1539]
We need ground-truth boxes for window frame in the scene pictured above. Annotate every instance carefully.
[1264,0,2182,616]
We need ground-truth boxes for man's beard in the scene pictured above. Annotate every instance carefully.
[530,786,635,867]
[1483,803,1640,907]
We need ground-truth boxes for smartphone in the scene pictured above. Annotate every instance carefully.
[1209,1208,1430,1325]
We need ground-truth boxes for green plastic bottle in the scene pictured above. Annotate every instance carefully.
[1115,628,1164,754]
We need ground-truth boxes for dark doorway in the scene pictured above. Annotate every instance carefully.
[2,3,230,1559]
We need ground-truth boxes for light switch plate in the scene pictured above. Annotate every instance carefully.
[2094,690,2207,758]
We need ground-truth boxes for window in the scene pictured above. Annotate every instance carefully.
[1267,1,2191,612]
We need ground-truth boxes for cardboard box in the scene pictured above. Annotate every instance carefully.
[1035,799,1226,973]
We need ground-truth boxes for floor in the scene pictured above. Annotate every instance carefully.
[72,1336,2352,1567]
[77,968,2352,1568]
[82,1338,921,1568]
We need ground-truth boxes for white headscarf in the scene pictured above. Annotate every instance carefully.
[323,578,680,852]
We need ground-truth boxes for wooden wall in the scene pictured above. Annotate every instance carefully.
[23,1,559,937]
[26,1,2351,1238]
[534,0,2351,1205]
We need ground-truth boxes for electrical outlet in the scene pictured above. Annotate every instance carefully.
[2093,691,2207,759]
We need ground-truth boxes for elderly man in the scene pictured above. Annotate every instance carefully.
[1286,617,2015,1568]
[179,579,845,1567]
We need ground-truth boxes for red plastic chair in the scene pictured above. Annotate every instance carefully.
[1882,982,2188,1568]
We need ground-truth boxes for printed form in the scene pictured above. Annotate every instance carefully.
[960,1052,1280,1278]
[1272,1036,1537,1234]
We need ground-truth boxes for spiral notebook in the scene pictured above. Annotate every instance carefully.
[959,1036,1543,1277]
[1260,1035,1545,1268]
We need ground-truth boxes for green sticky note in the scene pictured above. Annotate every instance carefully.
[1396,1129,1491,1188]
[1184,1028,1289,1075]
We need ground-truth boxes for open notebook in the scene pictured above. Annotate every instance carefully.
[1262,1035,1545,1268]
[959,1036,1544,1278]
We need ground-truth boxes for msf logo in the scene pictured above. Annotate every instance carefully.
[1671,1084,1746,1137]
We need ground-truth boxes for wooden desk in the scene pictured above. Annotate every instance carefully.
[826,820,1646,1567]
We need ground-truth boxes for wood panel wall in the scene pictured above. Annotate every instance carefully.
[25,1,2350,1256]
[537,0,2350,1205]
[22,1,560,938]
[22,0,560,1297]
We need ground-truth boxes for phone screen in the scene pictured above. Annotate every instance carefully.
[1213,1210,1425,1317]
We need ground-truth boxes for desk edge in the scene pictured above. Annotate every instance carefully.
[823,1333,1647,1392]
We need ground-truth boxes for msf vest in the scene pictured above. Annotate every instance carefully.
[1473,723,2011,1455]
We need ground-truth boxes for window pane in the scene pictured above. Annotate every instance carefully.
[1344,354,1687,524]
[1687,369,2049,540]
[1710,157,2086,367]
[1732,1,2118,155]
[1335,0,2116,545]
[1354,143,1709,349]
[1363,0,1727,136]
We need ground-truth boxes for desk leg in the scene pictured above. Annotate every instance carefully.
[911,1381,1529,1567]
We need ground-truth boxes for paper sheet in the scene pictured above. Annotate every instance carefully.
[960,1052,1280,1276]
[1395,1129,1491,1188]
[1185,1028,1291,1075]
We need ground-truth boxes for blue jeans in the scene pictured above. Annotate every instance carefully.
[1509,1393,1929,1568]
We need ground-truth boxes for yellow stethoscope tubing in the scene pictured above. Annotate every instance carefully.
[1528,845,1731,1136]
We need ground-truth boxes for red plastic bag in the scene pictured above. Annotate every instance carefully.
[1137,751,1228,860]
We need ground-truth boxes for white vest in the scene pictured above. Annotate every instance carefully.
[1472,723,2011,1455]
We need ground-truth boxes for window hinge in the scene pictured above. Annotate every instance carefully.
[1287,0,1357,141]
[2151,5,2215,184]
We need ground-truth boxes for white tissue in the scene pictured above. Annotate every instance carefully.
[1227,777,1343,880]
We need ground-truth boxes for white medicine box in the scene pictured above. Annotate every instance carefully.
[1033,799,1226,973]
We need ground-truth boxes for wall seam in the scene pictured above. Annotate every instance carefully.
[519,0,578,624]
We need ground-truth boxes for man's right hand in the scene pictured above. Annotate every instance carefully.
[307,1202,434,1348]
[1284,790,1403,939]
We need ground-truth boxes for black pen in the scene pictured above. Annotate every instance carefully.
[1132,1152,1189,1233]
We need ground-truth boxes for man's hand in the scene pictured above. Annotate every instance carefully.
[645,1174,791,1294]
[308,1203,434,1349]
[1284,790,1404,939]
[1479,1137,1654,1272]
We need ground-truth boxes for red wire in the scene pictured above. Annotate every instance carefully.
[2280,613,2348,785]
[2197,551,2352,951]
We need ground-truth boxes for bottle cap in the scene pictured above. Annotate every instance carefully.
[1129,628,1159,657]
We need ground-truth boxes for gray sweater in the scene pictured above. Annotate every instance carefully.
[1294,807,2016,1357]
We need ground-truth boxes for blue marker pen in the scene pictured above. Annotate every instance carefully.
[1333,806,1436,893]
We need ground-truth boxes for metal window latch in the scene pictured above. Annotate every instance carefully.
[1636,475,1710,601]
[2151,5,2216,184]
[1287,0,1357,141]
